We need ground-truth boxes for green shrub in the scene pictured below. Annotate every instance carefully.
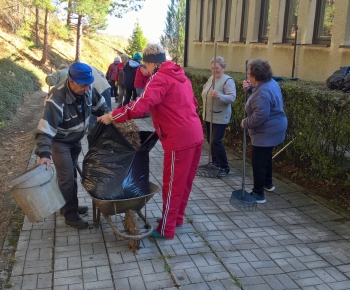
[185,67,350,184]
[50,19,71,40]
[15,22,32,39]
[0,57,41,123]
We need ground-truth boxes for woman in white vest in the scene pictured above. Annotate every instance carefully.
[201,56,236,177]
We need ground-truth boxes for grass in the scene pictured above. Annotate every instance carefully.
[0,19,126,126]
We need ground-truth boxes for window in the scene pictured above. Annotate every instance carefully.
[283,0,299,43]
[258,0,271,43]
[210,0,217,42]
[223,0,232,42]
[240,0,249,42]
[198,0,205,41]
[313,0,335,45]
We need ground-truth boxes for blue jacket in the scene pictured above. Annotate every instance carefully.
[242,79,287,147]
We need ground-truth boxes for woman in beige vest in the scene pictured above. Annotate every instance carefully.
[201,56,236,177]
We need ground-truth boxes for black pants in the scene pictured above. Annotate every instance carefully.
[52,141,81,220]
[109,80,118,99]
[252,145,274,195]
[205,122,229,168]
[123,88,136,105]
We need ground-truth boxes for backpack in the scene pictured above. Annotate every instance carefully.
[326,66,350,90]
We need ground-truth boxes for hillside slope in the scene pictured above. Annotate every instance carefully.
[0,22,127,288]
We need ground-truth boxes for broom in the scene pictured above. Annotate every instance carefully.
[229,60,258,212]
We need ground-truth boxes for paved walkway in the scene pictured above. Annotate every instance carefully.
[7,114,350,290]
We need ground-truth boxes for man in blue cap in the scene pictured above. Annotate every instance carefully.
[35,62,111,229]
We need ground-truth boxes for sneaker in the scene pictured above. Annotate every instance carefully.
[65,217,89,229]
[60,206,88,215]
[216,167,230,177]
[156,217,183,227]
[264,184,275,192]
[150,230,169,239]
[249,192,266,204]
[209,162,220,170]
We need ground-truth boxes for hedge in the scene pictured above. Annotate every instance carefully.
[184,67,350,185]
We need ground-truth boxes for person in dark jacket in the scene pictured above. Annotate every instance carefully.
[242,58,288,203]
[123,52,142,105]
[98,43,204,239]
[106,56,120,100]
[115,54,128,108]
[35,62,111,229]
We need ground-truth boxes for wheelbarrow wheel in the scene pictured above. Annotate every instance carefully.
[124,210,141,253]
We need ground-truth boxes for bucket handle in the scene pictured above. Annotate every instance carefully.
[11,166,55,189]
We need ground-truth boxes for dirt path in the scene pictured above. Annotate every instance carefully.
[0,90,46,284]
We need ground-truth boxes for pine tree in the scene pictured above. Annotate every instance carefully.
[160,0,185,65]
[125,21,147,58]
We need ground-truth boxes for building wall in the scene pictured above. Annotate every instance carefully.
[187,0,350,82]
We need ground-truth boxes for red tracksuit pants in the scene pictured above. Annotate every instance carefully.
[157,143,202,238]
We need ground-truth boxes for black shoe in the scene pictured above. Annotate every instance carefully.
[65,217,89,229]
[216,167,230,177]
[249,192,266,204]
[59,206,88,215]
[209,162,220,170]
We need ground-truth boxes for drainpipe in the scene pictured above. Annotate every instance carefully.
[184,0,190,67]
[292,24,298,78]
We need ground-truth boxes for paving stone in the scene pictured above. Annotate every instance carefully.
[37,273,53,289]
[9,117,350,290]
[21,274,38,289]
[129,275,147,290]
[145,278,175,290]
[82,267,97,282]
[181,282,210,290]
[9,275,23,290]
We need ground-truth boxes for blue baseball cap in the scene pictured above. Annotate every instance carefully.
[69,62,94,85]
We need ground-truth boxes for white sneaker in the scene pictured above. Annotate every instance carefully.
[264,185,275,192]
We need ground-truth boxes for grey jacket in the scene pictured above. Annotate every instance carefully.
[242,79,287,147]
[45,68,69,86]
[201,74,236,124]
[35,80,111,159]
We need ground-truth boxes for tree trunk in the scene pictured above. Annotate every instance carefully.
[75,14,83,62]
[67,0,72,26]
[35,6,39,46]
[40,8,49,64]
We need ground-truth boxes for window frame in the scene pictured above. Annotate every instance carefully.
[210,0,217,42]
[240,0,249,43]
[258,0,271,43]
[223,0,232,42]
[283,0,299,44]
[313,0,334,45]
[198,0,205,42]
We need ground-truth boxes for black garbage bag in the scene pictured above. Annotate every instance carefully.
[326,66,350,90]
[82,122,158,200]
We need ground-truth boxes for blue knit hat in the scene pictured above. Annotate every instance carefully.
[69,62,94,85]
[133,52,142,61]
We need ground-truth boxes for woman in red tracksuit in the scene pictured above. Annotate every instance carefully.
[99,43,204,239]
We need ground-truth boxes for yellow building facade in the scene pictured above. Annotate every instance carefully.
[185,0,350,82]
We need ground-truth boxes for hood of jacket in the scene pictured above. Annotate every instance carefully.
[157,61,186,83]
[129,60,140,68]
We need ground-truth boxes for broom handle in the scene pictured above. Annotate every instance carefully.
[242,60,248,198]
[208,42,217,164]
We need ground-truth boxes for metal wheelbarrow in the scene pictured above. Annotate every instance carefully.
[86,181,159,254]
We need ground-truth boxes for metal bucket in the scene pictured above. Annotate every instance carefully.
[5,164,65,222]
